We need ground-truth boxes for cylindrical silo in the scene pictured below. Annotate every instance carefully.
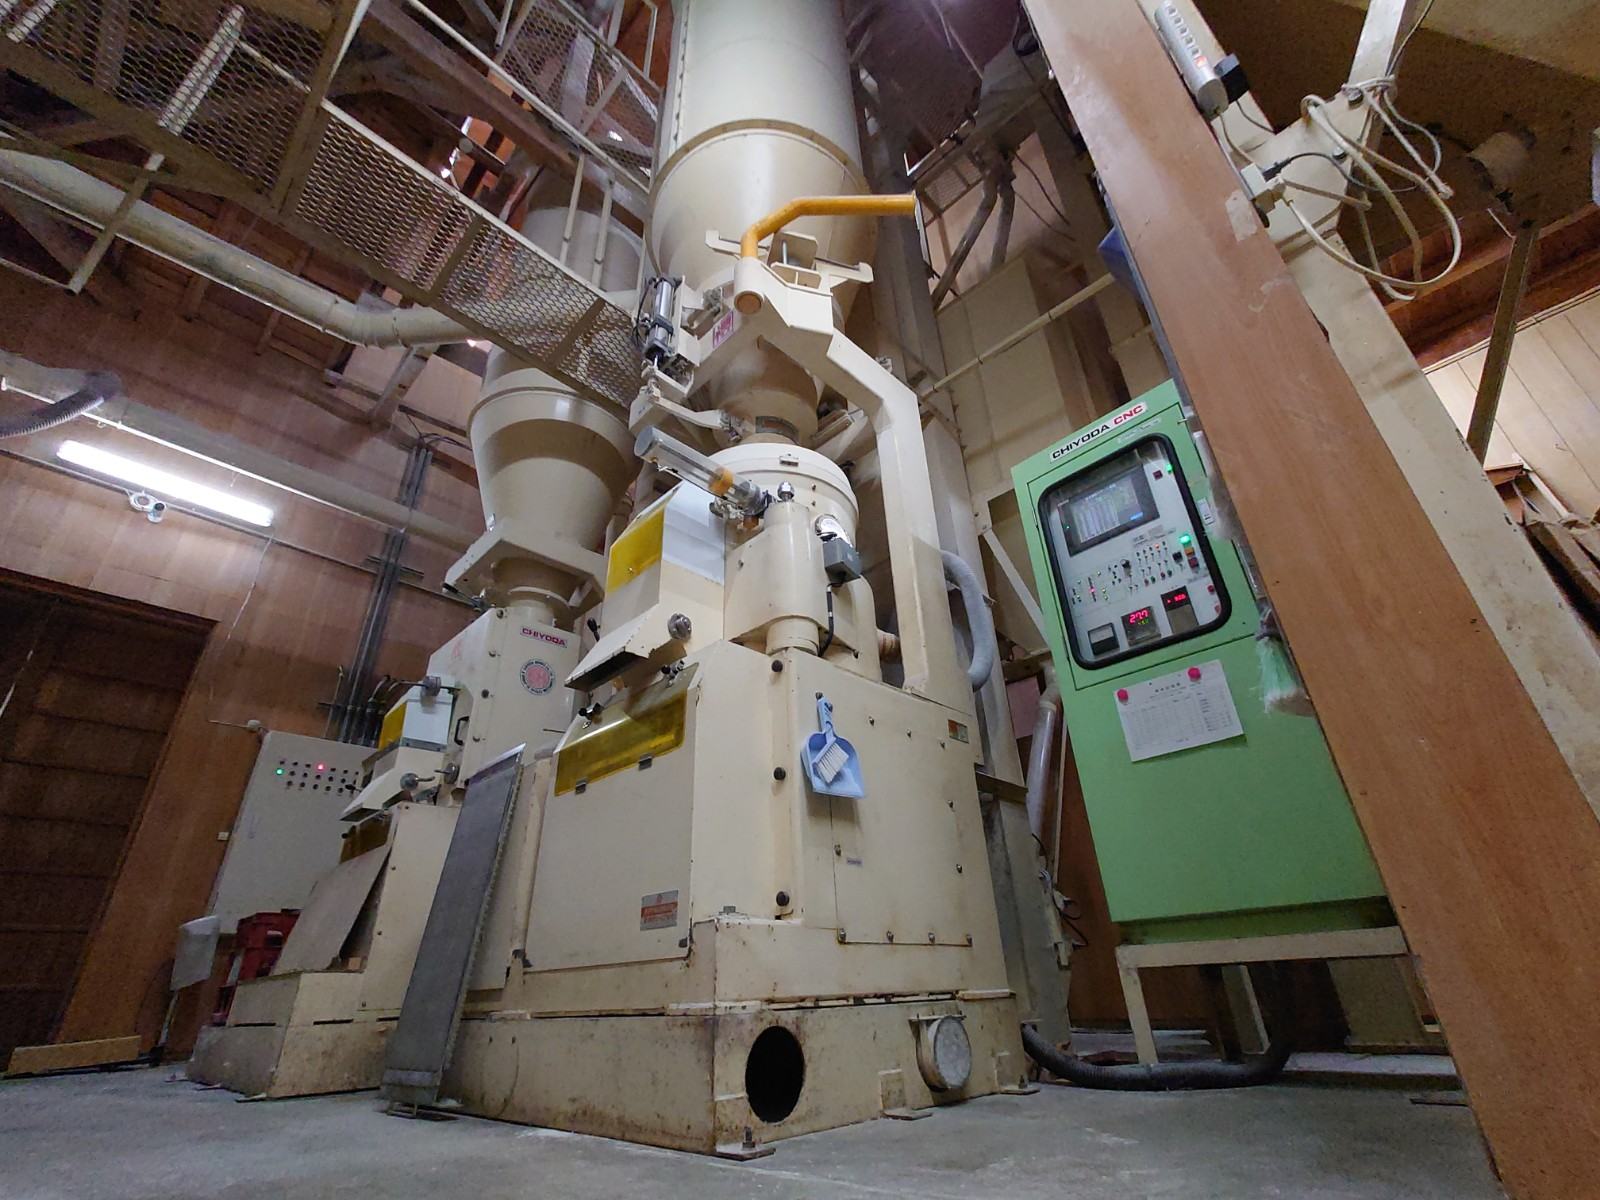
[649,0,873,442]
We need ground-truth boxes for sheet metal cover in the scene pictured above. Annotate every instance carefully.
[380,748,523,1108]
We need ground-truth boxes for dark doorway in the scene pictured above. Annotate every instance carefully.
[0,573,209,1062]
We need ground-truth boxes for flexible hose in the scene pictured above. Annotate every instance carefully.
[941,550,996,691]
[1021,967,1296,1090]
[1025,681,1062,843]
[0,370,119,439]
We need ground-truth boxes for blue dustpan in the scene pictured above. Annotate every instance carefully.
[803,696,865,799]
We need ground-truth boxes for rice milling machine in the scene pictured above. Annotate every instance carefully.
[192,0,1047,1155]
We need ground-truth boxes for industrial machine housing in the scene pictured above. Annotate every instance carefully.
[1013,382,1388,944]
[189,0,1053,1155]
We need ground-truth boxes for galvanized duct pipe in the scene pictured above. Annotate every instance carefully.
[0,147,472,348]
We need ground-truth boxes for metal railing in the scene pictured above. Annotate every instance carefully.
[0,0,652,408]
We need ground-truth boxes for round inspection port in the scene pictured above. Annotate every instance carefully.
[744,1027,805,1124]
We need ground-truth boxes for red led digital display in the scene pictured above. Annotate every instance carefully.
[1126,607,1154,624]
[1162,590,1190,609]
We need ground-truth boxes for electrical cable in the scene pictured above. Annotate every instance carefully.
[1235,106,1277,135]
[1275,77,1462,302]
[1387,0,1437,76]
[817,585,836,657]
[1265,151,1369,191]
[1014,152,1077,237]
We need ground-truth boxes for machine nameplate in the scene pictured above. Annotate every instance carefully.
[639,890,679,930]
[1114,659,1243,761]
[1048,401,1147,460]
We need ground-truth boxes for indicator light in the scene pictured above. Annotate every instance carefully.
[275,768,285,775]
[1179,534,1193,546]
[315,762,326,772]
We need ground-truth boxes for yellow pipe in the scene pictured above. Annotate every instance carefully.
[739,194,918,259]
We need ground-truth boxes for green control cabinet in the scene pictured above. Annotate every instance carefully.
[1013,382,1386,943]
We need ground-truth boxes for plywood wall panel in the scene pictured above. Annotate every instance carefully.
[0,269,480,1050]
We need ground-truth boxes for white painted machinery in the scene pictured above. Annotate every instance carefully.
[193,0,1035,1154]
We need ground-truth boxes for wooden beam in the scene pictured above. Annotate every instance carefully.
[1024,4,1600,1197]
[5,1035,142,1076]
[1466,219,1540,460]
[364,0,578,179]
[0,194,139,317]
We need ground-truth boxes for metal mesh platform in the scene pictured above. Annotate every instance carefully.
[0,0,645,408]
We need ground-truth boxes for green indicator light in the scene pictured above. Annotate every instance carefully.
[1179,534,1193,546]
[275,767,285,775]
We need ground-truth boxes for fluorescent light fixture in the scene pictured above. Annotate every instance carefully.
[57,439,274,528]
[606,129,623,142]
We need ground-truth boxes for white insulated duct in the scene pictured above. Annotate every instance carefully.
[649,0,874,441]
[0,147,472,348]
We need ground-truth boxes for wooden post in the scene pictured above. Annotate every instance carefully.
[1466,220,1540,462]
[1023,3,1600,1196]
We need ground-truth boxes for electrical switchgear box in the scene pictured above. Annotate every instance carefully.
[1013,383,1386,943]
[207,732,367,930]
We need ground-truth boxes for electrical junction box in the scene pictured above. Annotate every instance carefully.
[208,732,368,930]
[1012,382,1386,943]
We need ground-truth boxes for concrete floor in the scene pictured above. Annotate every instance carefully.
[1,1065,1501,1199]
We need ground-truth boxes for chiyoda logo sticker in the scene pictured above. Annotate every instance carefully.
[1049,401,1148,460]
[521,660,555,695]
[521,627,568,646]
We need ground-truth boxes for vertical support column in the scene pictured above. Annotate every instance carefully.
[861,104,1023,782]
[1023,3,1600,1195]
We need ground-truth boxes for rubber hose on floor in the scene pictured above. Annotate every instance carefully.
[0,370,119,439]
[1022,968,1295,1091]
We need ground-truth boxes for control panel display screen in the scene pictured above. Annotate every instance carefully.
[1039,436,1231,669]
[1062,464,1156,554]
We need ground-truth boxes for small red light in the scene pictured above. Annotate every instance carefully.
[315,762,326,772]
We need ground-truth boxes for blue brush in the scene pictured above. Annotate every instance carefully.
[803,696,865,799]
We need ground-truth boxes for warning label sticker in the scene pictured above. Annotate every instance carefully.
[639,890,679,931]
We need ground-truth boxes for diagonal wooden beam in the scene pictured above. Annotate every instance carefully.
[0,192,139,316]
[365,0,578,177]
[1024,3,1600,1197]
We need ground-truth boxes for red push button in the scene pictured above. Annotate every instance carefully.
[1187,666,1202,681]
[1116,688,1130,703]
